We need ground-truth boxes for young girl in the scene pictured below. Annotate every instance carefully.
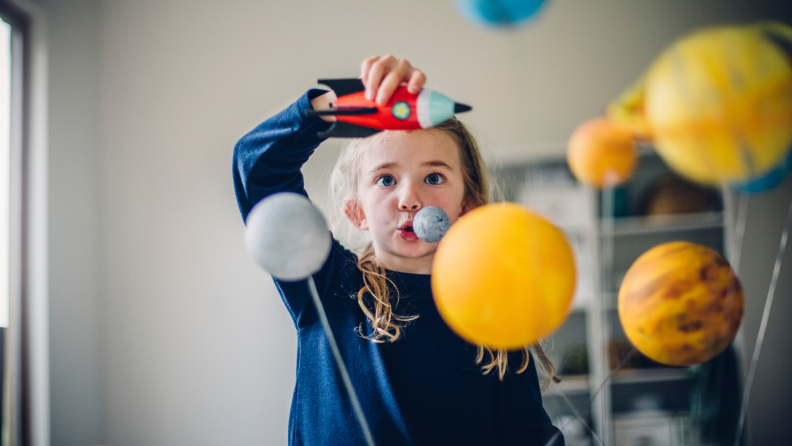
[233,56,564,446]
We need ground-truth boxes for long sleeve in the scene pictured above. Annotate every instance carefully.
[232,89,360,329]
[233,89,333,222]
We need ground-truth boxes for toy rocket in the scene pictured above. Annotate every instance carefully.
[306,78,472,138]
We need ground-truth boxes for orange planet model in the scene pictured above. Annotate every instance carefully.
[432,203,576,349]
[567,118,638,188]
[618,242,744,366]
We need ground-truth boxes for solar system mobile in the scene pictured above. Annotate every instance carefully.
[239,14,792,446]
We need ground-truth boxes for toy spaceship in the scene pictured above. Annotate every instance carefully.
[306,78,472,138]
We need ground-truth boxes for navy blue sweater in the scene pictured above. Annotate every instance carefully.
[233,90,564,446]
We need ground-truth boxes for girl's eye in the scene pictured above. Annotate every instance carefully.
[376,175,395,187]
[425,173,445,185]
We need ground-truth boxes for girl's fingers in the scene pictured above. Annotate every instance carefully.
[406,69,426,94]
[361,55,424,103]
[365,55,396,101]
[377,69,408,104]
[375,58,415,105]
[360,55,380,89]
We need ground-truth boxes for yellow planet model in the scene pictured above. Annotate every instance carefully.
[618,242,744,366]
[431,203,576,349]
[609,23,792,185]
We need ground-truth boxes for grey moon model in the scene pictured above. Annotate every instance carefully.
[245,192,332,281]
[413,206,451,243]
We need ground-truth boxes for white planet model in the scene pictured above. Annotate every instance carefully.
[245,192,332,281]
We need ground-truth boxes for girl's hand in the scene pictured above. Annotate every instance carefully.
[360,55,426,106]
[310,90,337,122]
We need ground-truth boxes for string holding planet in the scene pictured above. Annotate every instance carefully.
[245,192,377,446]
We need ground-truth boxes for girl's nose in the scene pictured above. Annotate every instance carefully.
[398,182,421,211]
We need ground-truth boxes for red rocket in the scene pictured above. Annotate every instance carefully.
[306,78,472,138]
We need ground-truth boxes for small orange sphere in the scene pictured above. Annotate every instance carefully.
[567,118,638,188]
[618,242,744,366]
[432,203,576,349]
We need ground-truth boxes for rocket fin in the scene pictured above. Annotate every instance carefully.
[306,106,378,118]
[317,78,365,97]
[319,121,382,138]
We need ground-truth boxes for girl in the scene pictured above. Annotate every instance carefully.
[233,56,564,446]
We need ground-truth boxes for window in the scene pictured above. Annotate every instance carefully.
[0,2,31,443]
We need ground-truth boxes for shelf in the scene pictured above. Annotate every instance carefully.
[611,368,691,385]
[502,151,727,440]
[544,374,590,395]
[543,368,692,395]
[601,211,724,237]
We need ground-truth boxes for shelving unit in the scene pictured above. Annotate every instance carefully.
[497,149,729,446]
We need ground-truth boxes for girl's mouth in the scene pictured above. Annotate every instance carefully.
[398,224,419,241]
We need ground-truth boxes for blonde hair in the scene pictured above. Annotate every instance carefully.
[329,120,560,386]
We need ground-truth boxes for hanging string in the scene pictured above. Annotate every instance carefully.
[589,346,637,402]
[733,195,792,446]
[306,276,376,446]
[548,383,605,446]
[542,346,638,446]
[543,184,638,446]
[729,191,750,274]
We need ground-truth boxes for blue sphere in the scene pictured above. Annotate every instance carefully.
[732,149,792,194]
[455,0,548,28]
[414,206,451,243]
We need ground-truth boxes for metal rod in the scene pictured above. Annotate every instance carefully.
[307,276,376,446]
[543,323,638,446]
[730,192,749,275]
[544,381,605,446]
[733,195,792,446]
[589,347,637,403]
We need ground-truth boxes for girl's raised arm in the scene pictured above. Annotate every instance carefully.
[233,90,332,221]
[235,56,425,221]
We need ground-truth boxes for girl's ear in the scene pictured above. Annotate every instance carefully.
[459,196,476,218]
[343,198,369,230]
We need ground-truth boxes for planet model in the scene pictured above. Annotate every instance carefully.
[455,0,548,29]
[609,23,792,185]
[245,192,332,281]
[567,118,638,188]
[413,206,451,243]
[618,241,744,366]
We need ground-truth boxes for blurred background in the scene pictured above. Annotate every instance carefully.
[0,0,790,444]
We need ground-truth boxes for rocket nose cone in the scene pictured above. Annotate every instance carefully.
[454,103,472,114]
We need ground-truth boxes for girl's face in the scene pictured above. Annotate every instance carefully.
[348,130,471,274]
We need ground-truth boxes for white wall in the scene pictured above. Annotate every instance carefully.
[30,0,792,444]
